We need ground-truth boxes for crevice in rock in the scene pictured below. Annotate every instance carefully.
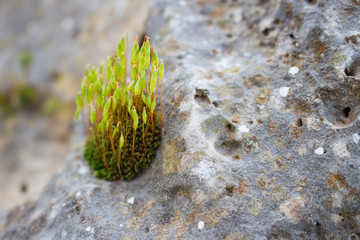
[194,88,211,105]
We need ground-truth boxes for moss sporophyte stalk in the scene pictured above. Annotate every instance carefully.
[75,36,164,181]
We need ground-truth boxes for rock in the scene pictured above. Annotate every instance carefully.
[1,0,360,239]
[0,0,148,210]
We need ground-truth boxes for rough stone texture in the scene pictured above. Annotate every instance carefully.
[0,0,148,209]
[1,0,360,239]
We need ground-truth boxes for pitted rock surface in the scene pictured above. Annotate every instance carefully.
[1,0,360,239]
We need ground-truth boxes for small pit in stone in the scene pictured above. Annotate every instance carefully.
[234,154,241,160]
[297,118,303,127]
[349,234,359,240]
[262,28,271,36]
[215,139,241,155]
[194,88,211,105]
[342,107,351,118]
[213,101,220,107]
[20,182,27,193]
[225,184,235,197]
[344,56,360,76]
[75,204,81,215]
[306,0,317,5]
[225,123,236,133]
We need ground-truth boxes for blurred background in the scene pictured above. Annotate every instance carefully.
[0,0,148,210]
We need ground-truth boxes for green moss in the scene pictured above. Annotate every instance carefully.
[19,50,33,68]
[85,118,161,181]
[76,35,164,181]
[0,94,14,116]
[17,85,38,106]
[42,97,61,115]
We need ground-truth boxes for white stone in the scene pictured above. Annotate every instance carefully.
[198,221,205,230]
[179,0,186,6]
[314,147,324,155]
[279,87,290,98]
[288,66,299,75]
[332,141,350,158]
[238,125,249,133]
[192,161,215,180]
[352,133,360,144]
[127,197,135,204]
[75,191,81,199]
[85,226,91,232]
[78,166,88,175]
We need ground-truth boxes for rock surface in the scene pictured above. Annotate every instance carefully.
[0,0,148,209]
[1,0,360,239]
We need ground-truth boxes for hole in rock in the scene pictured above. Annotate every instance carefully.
[349,234,359,240]
[75,204,81,215]
[225,123,236,133]
[262,28,270,36]
[344,55,360,76]
[345,67,355,76]
[225,184,234,196]
[194,88,211,105]
[297,118,303,127]
[342,107,351,118]
[215,139,241,155]
[20,183,27,193]
[213,101,220,107]
[306,0,317,5]
[289,33,295,39]
[234,154,241,160]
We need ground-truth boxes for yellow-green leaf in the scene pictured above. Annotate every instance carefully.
[90,108,96,124]
[142,107,147,123]
[150,70,158,93]
[159,60,164,79]
[151,97,156,113]
[119,133,124,149]
[131,65,138,80]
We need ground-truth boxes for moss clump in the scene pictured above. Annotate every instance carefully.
[76,35,164,181]
[85,120,161,181]
[19,50,33,68]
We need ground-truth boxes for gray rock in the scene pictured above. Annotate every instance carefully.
[1,0,360,239]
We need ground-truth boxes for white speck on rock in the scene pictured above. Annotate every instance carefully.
[75,191,81,199]
[127,197,135,204]
[332,141,350,158]
[238,125,249,133]
[179,0,186,6]
[120,224,123,227]
[352,133,360,144]
[314,147,324,155]
[192,161,215,180]
[279,87,290,98]
[198,221,205,230]
[258,105,265,110]
[288,66,299,75]
[85,226,91,232]
[78,166,88,175]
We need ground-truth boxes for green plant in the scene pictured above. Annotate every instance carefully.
[19,50,33,68]
[75,36,164,181]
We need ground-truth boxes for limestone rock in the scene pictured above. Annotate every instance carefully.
[1,0,360,239]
